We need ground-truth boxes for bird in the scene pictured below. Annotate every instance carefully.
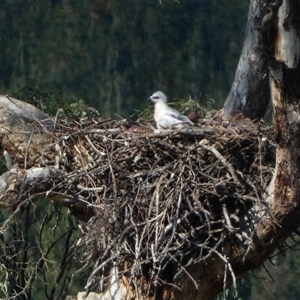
[148,91,194,129]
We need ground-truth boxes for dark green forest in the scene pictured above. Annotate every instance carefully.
[1,0,247,117]
[1,0,300,299]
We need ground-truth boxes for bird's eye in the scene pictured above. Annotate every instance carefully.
[152,96,159,100]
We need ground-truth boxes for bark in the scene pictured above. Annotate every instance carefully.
[222,0,271,119]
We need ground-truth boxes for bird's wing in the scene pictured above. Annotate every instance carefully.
[154,103,193,128]
[158,111,193,129]
[166,111,190,122]
[165,107,193,124]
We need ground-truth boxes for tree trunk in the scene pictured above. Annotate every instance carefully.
[228,0,300,288]
[222,0,271,119]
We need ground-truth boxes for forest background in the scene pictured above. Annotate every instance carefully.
[0,0,299,299]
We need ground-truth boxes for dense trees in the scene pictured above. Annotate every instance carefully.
[0,0,248,117]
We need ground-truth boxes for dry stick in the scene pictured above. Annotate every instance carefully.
[222,202,235,234]
[24,131,34,169]
[262,263,275,282]
[73,143,103,202]
[84,233,127,288]
[129,205,140,262]
[154,176,161,260]
[32,117,58,141]
[164,181,184,251]
[84,135,106,157]
[109,163,118,197]
[86,238,125,286]
[74,252,94,274]
[184,194,213,249]
[158,214,185,243]
[149,128,213,138]
[148,174,165,220]
[129,204,145,298]
[223,261,228,298]
[258,136,264,188]
[242,175,261,202]
[64,120,115,137]
[157,278,183,291]
[0,196,30,232]
[168,253,199,290]
[77,184,104,191]
[197,170,218,182]
[137,212,164,227]
[158,163,184,243]
[173,236,225,281]
[149,174,175,289]
[4,134,27,166]
[53,108,64,131]
[85,252,121,290]
[210,248,237,290]
[199,143,241,186]
[138,212,163,272]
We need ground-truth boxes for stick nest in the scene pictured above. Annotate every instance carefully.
[12,114,276,294]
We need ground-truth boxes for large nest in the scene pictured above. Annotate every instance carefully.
[4,113,276,295]
[53,115,275,294]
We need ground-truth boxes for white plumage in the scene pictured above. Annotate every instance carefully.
[148,91,193,129]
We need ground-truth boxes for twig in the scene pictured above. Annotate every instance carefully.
[199,143,241,185]
[222,202,235,235]
[168,253,199,290]
[211,248,237,290]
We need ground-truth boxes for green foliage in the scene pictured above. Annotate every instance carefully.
[15,80,70,115]
[14,79,96,119]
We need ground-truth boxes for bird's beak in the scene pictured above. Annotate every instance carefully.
[147,97,153,103]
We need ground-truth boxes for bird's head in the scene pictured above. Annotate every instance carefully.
[148,91,167,104]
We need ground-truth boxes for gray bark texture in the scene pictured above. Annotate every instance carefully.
[222,0,271,119]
